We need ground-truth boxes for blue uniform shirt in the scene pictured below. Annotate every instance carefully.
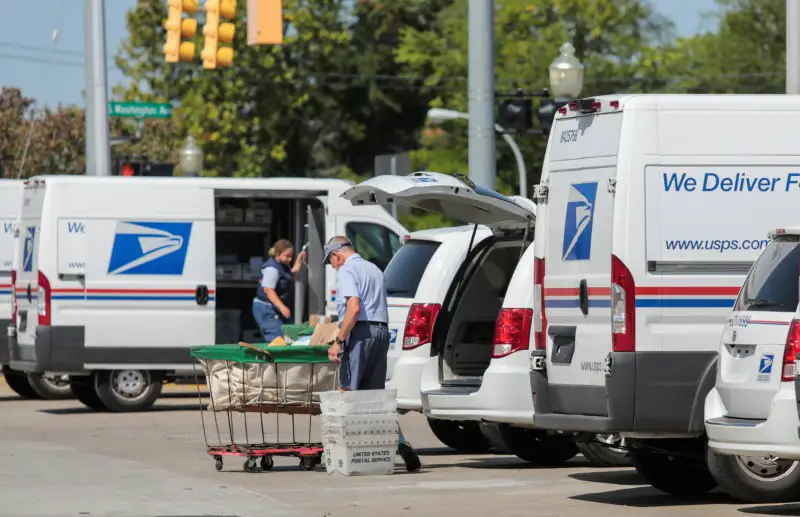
[335,253,389,324]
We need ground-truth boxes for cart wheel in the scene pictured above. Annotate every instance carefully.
[244,458,257,473]
[299,456,314,471]
[260,456,274,471]
[214,457,223,471]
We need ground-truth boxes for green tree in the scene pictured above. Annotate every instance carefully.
[638,0,784,94]
[396,0,674,210]
[113,0,445,178]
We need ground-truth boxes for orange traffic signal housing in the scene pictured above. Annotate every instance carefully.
[247,0,283,45]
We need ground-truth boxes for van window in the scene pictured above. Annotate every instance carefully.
[383,240,440,298]
[734,238,800,313]
[346,222,401,271]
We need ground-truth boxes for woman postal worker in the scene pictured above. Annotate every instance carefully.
[252,239,306,343]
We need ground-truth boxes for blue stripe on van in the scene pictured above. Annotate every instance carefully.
[51,295,216,302]
[635,298,736,309]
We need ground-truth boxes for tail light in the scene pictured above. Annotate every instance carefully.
[492,308,533,358]
[403,303,441,350]
[533,257,547,350]
[782,319,800,381]
[10,269,16,325]
[611,255,636,352]
[37,271,51,326]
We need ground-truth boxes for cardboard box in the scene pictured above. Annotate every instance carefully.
[216,207,244,225]
[309,322,339,346]
[245,208,272,225]
[309,314,333,327]
[216,264,243,281]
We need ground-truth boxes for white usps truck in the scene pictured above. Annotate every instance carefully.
[8,175,405,412]
[530,94,800,501]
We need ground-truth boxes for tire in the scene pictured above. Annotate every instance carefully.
[707,448,800,503]
[27,373,73,400]
[93,370,163,412]
[577,434,631,467]
[479,423,510,453]
[427,418,492,453]
[2,366,41,399]
[69,377,107,411]
[497,424,579,465]
[631,448,716,497]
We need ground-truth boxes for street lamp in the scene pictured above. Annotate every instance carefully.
[549,42,584,99]
[179,135,203,176]
[427,108,529,199]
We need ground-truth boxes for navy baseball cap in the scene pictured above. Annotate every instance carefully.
[323,240,353,265]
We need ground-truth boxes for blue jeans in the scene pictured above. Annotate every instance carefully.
[339,322,406,445]
[252,300,287,343]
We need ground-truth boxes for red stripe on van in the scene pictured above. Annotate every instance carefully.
[52,288,217,295]
[544,287,611,297]
[635,286,740,296]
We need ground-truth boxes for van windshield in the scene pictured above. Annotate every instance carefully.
[383,240,440,299]
[734,237,800,313]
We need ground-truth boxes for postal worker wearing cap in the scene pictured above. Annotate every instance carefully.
[323,235,421,473]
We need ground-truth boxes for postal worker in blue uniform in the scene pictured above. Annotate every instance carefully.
[323,235,421,472]
[253,239,306,343]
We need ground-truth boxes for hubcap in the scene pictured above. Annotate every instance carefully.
[110,370,149,400]
[597,433,628,455]
[41,373,69,389]
[736,455,798,481]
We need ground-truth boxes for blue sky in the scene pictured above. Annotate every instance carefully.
[0,0,719,108]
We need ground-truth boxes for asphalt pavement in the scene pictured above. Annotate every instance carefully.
[0,382,792,517]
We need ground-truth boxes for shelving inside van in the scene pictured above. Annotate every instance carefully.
[213,193,323,344]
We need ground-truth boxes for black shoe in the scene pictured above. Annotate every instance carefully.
[398,442,421,473]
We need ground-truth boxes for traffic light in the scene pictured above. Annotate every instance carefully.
[163,0,199,63]
[247,0,283,45]
[497,96,533,134]
[202,0,237,69]
[537,98,570,135]
[113,158,175,177]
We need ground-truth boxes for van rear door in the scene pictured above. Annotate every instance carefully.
[0,181,22,319]
[541,113,621,399]
[714,235,799,420]
[15,180,46,347]
[342,172,536,231]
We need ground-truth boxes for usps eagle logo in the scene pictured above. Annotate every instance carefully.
[562,182,598,261]
[107,221,193,276]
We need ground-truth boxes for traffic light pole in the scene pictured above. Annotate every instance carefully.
[467,0,496,191]
[84,0,111,176]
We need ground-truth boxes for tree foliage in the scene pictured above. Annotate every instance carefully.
[0,87,85,178]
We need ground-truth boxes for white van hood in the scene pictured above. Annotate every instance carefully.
[342,172,536,231]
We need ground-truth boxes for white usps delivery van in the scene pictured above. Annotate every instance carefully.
[8,175,405,412]
[530,94,800,501]
[1,179,72,401]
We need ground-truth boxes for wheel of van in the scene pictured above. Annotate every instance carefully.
[427,418,492,453]
[630,448,716,497]
[69,376,107,411]
[93,370,163,412]
[2,366,41,400]
[27,373,73,400]
[497,424,578,465]
[479,423,510,453]
[707,448,800,503]
[577,434,631,467]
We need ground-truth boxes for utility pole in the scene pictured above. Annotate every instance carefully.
[84,0,111,176]
[467,0,496,191]
[788,0,800,93]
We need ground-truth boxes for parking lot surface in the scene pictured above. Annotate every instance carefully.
[0,382,794,517]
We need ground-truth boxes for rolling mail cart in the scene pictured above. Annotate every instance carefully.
[190,338,338,472]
